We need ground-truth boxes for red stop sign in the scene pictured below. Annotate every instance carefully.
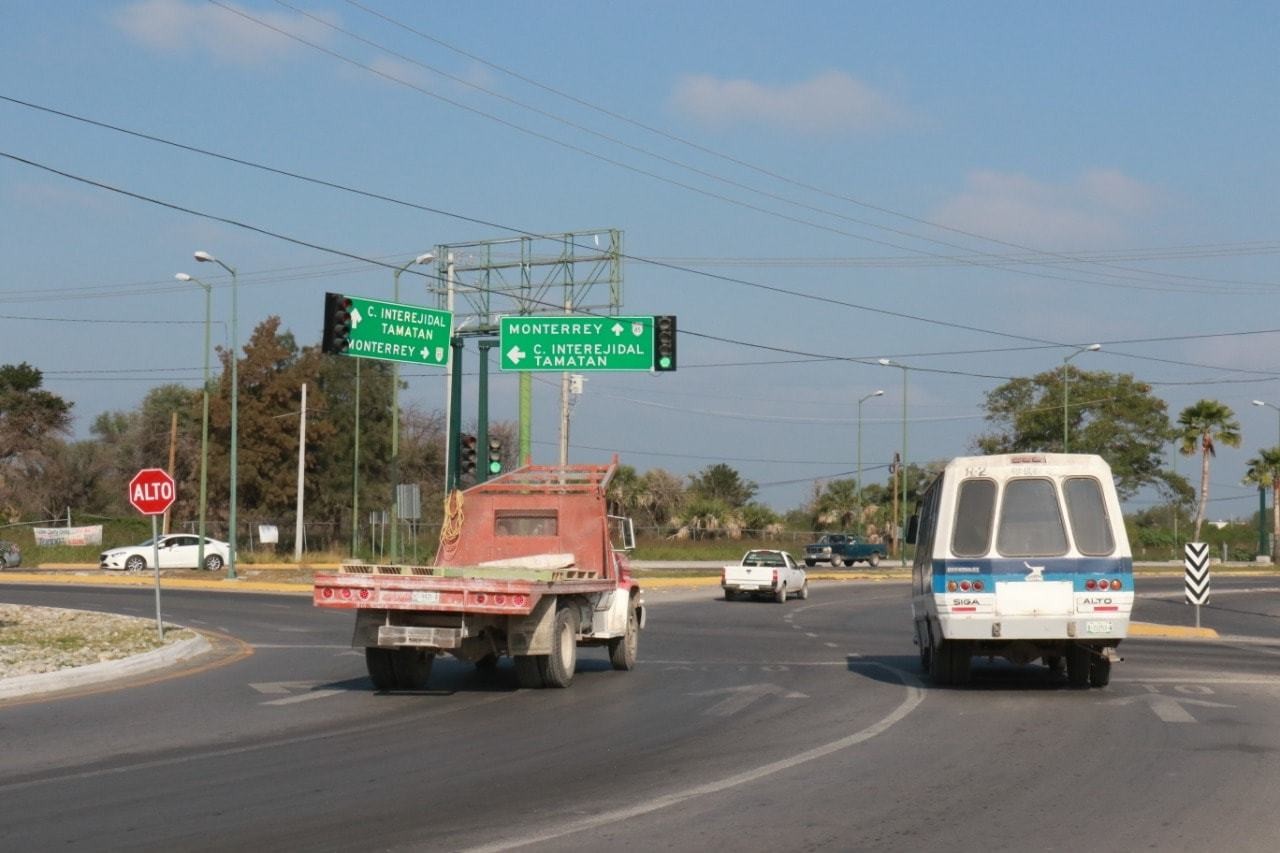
[129,468,176,515]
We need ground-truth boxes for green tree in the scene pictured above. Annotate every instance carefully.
[975,369,1173,499]
[687,463,756,509]
[1243,446,1280,561]
[0,363,73,519]
[812,479,861,530]
[1176,399,1241,541]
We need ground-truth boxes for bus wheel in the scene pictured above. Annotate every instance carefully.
[1089,654,1112,688]
[1066,644,1091,688]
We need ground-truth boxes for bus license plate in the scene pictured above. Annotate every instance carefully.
[1086,620,1112,634]
[412,591,440,604]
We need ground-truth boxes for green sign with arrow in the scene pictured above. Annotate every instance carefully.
[499,315,655,372]
[345,295,453,367]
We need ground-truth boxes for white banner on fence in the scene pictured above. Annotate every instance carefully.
[258,524,279,545]
[33,525,103,547]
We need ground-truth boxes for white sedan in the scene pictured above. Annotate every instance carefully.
[100,535,230,572]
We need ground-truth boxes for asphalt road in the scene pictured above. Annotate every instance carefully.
[1,577,1279,851]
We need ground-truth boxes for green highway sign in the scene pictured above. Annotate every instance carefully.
[345,295,452,366]
[499,315,655,372]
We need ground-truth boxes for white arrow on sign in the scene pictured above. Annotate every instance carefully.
[507,345,526,365]
[611,322,624,336]
[350,307,364,328]
[690,683,808,716]
[1107,692,1234,723]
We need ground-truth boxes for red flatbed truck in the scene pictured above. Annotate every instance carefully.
[314,459,644,689]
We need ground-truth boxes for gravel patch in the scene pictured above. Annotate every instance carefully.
[0,604,193,679]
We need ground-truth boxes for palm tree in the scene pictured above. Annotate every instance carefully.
[1244,447,1280,562]
[1176,400,1241,541]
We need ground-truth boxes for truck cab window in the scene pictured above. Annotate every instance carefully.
[494,510,558,537]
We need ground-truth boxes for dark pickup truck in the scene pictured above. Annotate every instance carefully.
[803,533,886,568]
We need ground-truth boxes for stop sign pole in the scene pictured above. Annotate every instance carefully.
[129,468,176,641]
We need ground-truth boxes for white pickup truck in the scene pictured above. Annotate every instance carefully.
[721,549,808,603]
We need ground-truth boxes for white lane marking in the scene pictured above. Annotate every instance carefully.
[690,684,808,716]
[1114,676,1280,685]
[653,659,858,667]
[250,681,319,695]
[464,663,924,853]
[1107,691,1235,723]
[263,689,345,706]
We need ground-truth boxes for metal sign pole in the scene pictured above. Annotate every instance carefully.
[151,514,164,641]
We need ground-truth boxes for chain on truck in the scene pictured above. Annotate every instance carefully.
[314,458,645,690]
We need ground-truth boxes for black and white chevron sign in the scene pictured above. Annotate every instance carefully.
[1184,541,1211,605]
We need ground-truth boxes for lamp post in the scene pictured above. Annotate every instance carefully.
[878,359,909,566]
[194,250,238,580]
[175,272,211,572]
[856,389,884,534]
[1252,400,1280,448]
[1062,344,1101,452]
[388,252,435,563]
[1252,400,1280,559]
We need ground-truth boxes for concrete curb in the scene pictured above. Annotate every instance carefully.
[0,632,212,700]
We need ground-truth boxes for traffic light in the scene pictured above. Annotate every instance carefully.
[653,315,677,371]
[460,433,478,478]
[487,436,503,475]
[321,292,354,355]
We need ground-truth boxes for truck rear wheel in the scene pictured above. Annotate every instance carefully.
[366,648,396,690]
[868,553,880,568]
[804,558,815,567]
[609,604,639,671]
[539,606,579,688]
[799,580,809,600]
[392,649,434,690]
[775,583,787,603]
[832,555,847,568]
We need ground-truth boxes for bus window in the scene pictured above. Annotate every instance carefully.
[952,479,996,557]
[1063,477,1115,556]
[996,478,1068,557]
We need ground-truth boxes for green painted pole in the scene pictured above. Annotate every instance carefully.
[447,337,464,491]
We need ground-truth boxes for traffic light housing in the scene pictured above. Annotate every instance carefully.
[460,433,478,478]
[321,292,354,355]
[654,315,677,371]
[487,436,503,475]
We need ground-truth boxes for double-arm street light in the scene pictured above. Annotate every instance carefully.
[878,359,909,566]
[388,252,435,563]
[194,250,238,580]
[856,389,884,533]
[1062,344,1101,452]
[175,272,211,572]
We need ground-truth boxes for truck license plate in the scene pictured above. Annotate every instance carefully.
[1086,620,1111,634]
[411,591,440,604]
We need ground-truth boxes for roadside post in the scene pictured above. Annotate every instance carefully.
[1184,541,1210,628]
[128,468,176,641]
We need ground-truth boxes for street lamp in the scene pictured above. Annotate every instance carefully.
[1062,344,1101,452]
[195,250,238,580]
[878,359,909,566]
[1252,400,1280,448]
[175,272,211,572]
[856,389,884,534]
[1252,400,1280,559]
[388,252,435,563]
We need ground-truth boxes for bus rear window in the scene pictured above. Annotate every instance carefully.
[495,510,558,537]
[1063,477,1115,556]
[996,478,1068,557]
[952,479,996,557]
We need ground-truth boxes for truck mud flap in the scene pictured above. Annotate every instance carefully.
[507,595,556,656]
[354,609,472,650]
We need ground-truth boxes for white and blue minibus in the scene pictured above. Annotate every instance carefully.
[908,453,1132,687]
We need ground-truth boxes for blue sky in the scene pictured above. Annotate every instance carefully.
[2,1,1278,516]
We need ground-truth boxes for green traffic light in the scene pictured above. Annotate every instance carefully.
[658,356,672,369]
[489,460,502,474]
